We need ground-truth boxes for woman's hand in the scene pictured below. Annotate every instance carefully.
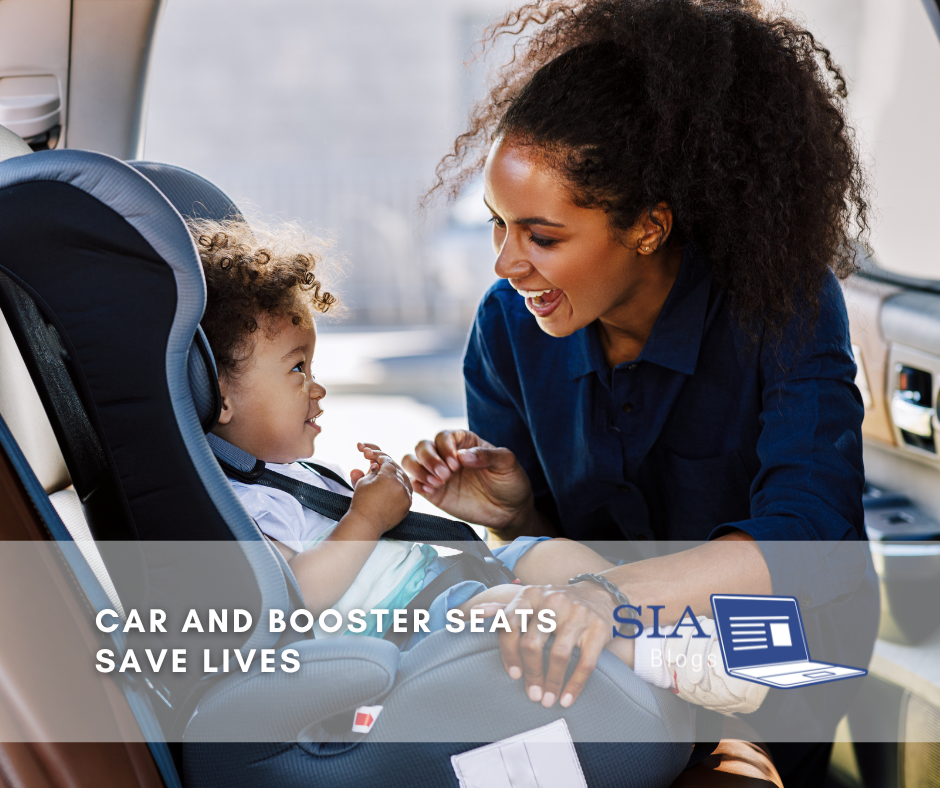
[473,582,617,709]
[402,430,544,539]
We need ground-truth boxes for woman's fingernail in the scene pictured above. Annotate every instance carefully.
[435,465,450,480]
[509,666,522,680]
[528,685,543,703]
[541,692,555,708]
[426,475,441,488]
[560,693,573,708]
[447,457,460,472]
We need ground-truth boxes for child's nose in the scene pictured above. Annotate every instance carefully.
[310,378,326,400]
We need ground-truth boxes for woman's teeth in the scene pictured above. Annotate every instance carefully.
[518,289,553,298]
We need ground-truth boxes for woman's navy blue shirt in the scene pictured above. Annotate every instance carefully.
[464,247,868,610]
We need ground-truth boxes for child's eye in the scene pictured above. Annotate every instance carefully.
[292,361,304,374]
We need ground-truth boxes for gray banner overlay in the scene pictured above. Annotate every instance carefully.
[2,539,938,744]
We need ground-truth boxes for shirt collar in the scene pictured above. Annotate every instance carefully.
[567,245,712,380]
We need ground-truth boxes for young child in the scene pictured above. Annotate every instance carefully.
[191,217,766,715]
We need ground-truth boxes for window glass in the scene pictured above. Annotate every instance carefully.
[144,1,512,478]
[784,0,940,280]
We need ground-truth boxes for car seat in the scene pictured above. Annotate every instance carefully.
[0,134,698,787]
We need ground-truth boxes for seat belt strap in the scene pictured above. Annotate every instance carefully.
[233,460,501,567]
[207,433,496,558]
[247,468,519,646]
[298,460,353,491]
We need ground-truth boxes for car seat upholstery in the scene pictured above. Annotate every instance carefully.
[0,140,697,787]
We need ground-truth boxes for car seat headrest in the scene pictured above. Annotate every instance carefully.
[0,124,31,163]
[189,325,221,432]
[128,161,244,223]
[128,161,244,433]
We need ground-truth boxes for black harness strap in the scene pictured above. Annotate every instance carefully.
[214,453,517,645]
[266,469,497,560]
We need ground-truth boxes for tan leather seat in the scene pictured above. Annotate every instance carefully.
[0,124,70,495]
[0,124,122,618]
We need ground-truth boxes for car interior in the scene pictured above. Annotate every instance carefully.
[1,0,939,786]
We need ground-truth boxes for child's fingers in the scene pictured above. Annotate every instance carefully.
[360,446,395,469]
[358,442,385,461]
[349,468,365,485]
[399,467,414,495]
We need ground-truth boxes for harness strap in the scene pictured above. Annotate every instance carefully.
[253,466,516,574]
[298,460,352,491]
[206,434,517,637]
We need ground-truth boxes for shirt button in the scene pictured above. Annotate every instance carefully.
[627,364,638,370]
[621,402,634,413]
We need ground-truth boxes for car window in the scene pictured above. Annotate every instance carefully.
[785,0,940,281]
[144,1,513,327]
[143,0,514,481]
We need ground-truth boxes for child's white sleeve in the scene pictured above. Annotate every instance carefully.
[633,616,769,714]
[234,486,307,554]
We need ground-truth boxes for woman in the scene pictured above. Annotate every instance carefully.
[404,0,879,784]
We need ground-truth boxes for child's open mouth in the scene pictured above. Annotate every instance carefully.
[517,287,564,318]
[306,413,322,433]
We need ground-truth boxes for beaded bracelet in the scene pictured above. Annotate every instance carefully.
[568,573,639,636]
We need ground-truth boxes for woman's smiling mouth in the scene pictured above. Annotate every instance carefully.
[517,287,564,317]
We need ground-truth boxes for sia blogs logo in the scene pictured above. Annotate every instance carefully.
[613,594,868,689]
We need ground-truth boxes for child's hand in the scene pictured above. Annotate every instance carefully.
[348,442,413,535]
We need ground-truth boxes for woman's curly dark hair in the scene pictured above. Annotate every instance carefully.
[189,218,339,376]
[430,0,869,347]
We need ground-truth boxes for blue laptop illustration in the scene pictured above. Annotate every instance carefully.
[710,594,867,688]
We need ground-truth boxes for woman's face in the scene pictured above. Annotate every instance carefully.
[483,138,666,338]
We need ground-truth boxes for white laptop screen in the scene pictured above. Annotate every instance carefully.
[711,595,810,670]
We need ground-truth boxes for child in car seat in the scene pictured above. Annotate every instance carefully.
[190,217,767,715]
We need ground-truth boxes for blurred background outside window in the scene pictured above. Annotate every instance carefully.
[145,0,513,499]
[144,0,940,497]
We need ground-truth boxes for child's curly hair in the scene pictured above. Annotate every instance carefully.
[189,217,339,377]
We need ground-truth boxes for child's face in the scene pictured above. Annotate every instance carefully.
[213,314,325,463]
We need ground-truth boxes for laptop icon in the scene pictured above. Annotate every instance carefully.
[710,594,867,688]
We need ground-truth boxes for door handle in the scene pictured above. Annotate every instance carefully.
[890,391,936,437]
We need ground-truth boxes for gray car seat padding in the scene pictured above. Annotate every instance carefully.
[0,151,697,786]
[0,151,288,673]
[182,633,692,788]
[128,161,237,432]
[128,161,245,225]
